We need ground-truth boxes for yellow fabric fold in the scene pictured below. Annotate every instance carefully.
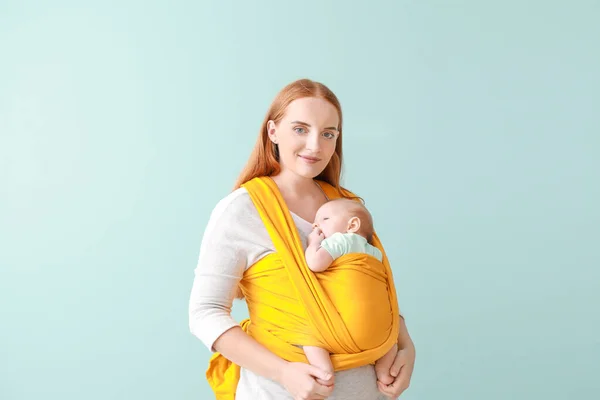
[206,177,400,399]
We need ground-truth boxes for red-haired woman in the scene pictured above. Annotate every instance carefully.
[189,79,415,400]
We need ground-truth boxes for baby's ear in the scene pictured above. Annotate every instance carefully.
[347,216,361,233]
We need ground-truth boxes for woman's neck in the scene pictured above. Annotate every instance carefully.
[271,169,317,198]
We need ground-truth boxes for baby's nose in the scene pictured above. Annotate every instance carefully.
[312,223,319,229]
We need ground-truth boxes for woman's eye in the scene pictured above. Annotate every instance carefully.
[323,132,335,139]
[294,127,306,134]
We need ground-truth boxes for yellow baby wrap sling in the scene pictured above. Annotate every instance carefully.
[206,176,400,399]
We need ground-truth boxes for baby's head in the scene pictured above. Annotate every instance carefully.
[313,198,375,244]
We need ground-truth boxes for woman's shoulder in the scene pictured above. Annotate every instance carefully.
[211,187,254,215]
[205,187,263,228]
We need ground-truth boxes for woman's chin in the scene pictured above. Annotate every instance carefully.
[294,163,326,179]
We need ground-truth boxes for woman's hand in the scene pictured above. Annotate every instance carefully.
[377,344,415,399]
[278,362,335,400]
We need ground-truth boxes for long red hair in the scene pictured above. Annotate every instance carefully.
[233,78,349,197]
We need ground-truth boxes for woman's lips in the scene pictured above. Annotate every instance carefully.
[299,155,321,164]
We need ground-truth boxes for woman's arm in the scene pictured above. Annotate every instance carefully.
[212,326,288,381]
[397,315,415,352]
[377,316,415,398]
[213,327,334,396]
[189,192,333,398]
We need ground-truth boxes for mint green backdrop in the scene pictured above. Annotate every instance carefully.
[1,1,598,399]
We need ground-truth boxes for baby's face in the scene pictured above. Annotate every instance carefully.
[313,201,353,238]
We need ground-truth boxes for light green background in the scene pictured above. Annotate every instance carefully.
[1,1,598,399]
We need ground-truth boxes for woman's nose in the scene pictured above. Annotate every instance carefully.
[305,132,321,152]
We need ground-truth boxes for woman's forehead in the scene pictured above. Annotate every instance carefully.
[282,97,339,127]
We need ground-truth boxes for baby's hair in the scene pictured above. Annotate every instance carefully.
[328,198,375,244]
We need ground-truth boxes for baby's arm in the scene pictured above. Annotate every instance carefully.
[305,228,334,272]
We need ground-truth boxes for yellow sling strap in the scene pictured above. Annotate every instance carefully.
[206,176,400,399]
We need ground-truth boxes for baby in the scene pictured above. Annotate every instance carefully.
[304,198,398,386]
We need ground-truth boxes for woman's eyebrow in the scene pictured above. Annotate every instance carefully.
[291,120,339,131]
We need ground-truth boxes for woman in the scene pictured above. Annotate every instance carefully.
[188,78,415,399]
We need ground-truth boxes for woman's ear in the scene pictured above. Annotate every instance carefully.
[347,216,361,233]
[267,120,278,144]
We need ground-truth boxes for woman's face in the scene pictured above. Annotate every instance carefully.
[268,97,340,179]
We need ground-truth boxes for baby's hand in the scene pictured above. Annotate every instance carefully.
[308,227,325,245]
